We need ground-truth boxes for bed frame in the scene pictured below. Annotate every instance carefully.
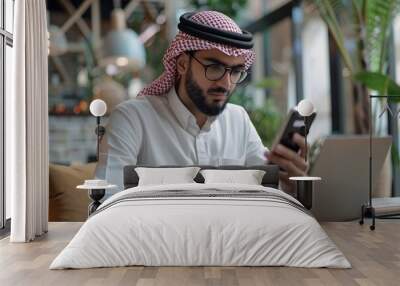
[123,165,280,189]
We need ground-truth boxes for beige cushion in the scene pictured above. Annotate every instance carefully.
[49,163,96,222]
[200,169,266,185]
[135,167,200,186]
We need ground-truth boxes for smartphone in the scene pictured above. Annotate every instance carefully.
[271,108,316,152]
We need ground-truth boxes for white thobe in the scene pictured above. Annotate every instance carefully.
[95,88,268,197]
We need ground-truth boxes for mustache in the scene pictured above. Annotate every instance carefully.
[207,87,229,95]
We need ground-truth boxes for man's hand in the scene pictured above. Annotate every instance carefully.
[264,133,309,195]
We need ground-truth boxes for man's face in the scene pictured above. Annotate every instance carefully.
[184,49,246,116]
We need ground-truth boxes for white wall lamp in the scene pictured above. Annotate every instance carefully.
[297,99,315,163]
[290,99,321,210]
[89,99,107,161]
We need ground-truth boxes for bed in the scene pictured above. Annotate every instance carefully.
[50,165,350,269]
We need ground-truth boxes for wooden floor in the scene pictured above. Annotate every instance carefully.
[0,220,399,286]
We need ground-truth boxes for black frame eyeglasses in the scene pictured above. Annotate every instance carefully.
[188,52,249,84]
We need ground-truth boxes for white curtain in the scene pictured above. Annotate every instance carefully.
[7,0,49,242]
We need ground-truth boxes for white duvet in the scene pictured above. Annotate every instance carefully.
[50,183,351,269]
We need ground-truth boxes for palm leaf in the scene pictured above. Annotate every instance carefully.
[310,0,400,74]
[354,71,400,101]
[365,0,400,73]
[309,0,354,72]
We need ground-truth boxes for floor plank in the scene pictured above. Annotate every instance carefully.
[0,220,399,286]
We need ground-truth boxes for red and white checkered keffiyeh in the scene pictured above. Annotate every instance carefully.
[138,10,255,97]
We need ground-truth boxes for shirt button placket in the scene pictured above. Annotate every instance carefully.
[196,134,208,164]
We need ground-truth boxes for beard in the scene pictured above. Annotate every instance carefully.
[185,67,230,116]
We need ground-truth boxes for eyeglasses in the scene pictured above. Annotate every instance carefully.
[188,52,248,84]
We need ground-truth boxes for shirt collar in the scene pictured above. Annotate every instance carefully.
[167,88,217,134]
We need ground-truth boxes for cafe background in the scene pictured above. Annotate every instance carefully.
[46,0,335,165]
[2,0,400,222]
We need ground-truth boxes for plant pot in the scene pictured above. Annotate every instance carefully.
[373,147,392,198]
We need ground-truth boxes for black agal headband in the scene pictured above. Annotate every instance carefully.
[177,12,254,49]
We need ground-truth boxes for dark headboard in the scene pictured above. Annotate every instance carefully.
[123,165,280,190]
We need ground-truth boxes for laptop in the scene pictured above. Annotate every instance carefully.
[308,135,392,221]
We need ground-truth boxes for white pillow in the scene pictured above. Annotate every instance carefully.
[135,167,201,186]
[200,169,266,185]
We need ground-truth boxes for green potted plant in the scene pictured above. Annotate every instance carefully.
[230,77,283,147]
[309,0,400,128]
[309,0,400,196]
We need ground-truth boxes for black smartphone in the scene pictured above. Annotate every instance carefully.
[271,108,316,152]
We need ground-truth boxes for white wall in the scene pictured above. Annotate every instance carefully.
[302,17,332,143]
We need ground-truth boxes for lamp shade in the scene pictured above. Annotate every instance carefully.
[90,99,107,117]
[297,99,314,116]
[100,9,146,72]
